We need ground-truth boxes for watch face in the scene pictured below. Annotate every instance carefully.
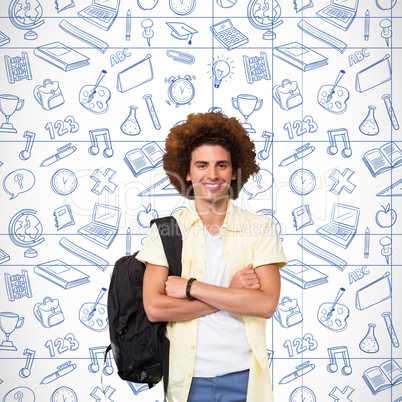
[51,386,78,402]
[51,169,78,195]
[170,0,196,15]
[289,169,316,195]
[289,386,316,402]
[169,79,195,105]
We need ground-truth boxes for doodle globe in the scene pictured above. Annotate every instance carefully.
[12,213,43,246]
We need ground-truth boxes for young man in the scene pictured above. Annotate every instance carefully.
[136,112,287,402]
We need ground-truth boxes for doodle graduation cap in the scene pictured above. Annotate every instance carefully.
[166,22,198,44]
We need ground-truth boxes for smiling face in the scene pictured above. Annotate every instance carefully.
[186,144,236,206]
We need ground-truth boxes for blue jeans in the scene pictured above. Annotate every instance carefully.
[187,370,249,402]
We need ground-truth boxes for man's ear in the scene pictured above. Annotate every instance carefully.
[186,172,191,182]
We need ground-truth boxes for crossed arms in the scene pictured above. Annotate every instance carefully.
[143,263,281,322]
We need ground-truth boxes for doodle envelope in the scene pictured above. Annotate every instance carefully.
[117,54,153,93]
[356,54,391,93]
[355,272,391,310]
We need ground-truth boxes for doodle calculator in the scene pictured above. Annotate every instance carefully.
[210,19,249,51]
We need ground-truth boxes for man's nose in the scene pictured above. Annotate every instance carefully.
[207,166,218,179]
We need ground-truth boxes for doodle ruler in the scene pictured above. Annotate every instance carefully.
[376,178,402,196]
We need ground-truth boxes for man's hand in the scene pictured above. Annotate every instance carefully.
[229,263,260,290]
[165,276,188,299]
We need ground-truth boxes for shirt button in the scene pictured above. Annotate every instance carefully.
[191,345,196,349]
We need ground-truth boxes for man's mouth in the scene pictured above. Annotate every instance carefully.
[202,183,222,191]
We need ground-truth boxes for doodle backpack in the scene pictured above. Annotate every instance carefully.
[106,216,182,392]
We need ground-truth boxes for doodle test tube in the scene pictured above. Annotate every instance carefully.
[382,94,399,130]
[382,312,399,348]
[143,94,161,130]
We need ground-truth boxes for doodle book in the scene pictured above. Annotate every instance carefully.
[34,259,89,289]
[273,41,328,71]
[34,41,89,71]
[362,142,402,177]
[280,259,328,289]
[363,359,402,395]
[124,142,164,177]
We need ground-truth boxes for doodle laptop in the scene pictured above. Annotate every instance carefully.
[316,203,360,248]
[78,0,120,31]
[316,0,359,31]
[78,203,121,248]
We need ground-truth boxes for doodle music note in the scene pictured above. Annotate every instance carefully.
[88,128,114,158]
[19,348,36,378]
[327,346,352,376]
[88,346,113,375]
[327,128,352,158]
[19,131,36,161]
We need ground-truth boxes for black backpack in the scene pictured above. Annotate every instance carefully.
[106,216,182,392]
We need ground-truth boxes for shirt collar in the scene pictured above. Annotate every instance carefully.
[182,199,243,234]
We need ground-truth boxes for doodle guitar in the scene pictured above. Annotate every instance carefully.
[317,288,349,332]
[78,288,108,332]
[317,70,349,114]
[79,70,110,114]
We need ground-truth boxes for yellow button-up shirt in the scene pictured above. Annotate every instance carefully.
[137,200,287,402]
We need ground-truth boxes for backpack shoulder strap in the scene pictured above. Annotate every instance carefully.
[150,216,182,277]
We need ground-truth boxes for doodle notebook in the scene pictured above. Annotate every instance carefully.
[273,41,328,71]
[280,259,328,289]
[34,259,89,289]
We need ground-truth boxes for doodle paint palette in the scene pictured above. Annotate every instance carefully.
[317,302,349,332]
[317,85,349,114]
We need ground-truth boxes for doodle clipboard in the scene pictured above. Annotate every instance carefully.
[117,54,153,93]
[356,54,391,93]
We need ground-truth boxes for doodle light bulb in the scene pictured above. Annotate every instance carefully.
[212,60,230,88]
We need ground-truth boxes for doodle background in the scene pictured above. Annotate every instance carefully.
[0,0,401,401]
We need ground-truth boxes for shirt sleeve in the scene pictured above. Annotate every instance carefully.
[252,217,287,269]
[136,223,169,268]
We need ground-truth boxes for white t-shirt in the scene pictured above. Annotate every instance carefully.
[193,228,252,378]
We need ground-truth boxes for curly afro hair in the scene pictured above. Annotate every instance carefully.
[163,112,260,199]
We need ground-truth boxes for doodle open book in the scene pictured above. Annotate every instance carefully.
[280,259,328,289]
[362,142,402,177]
[124,142,164,177]
[363,359,402,395]
[34,259,89,289]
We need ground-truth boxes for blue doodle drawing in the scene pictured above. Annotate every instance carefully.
[33,78,64,110]
[328,168,356,195]
[279,361,315,384]
[362,141,402,177]
[51,387,78,402]
[166,49,195,64]
[121,106,141,135]
[376,178,402,197]
[327,128,352,158]
[356,54,391,93]
[166,22,198,44]
[79,288,108,332]
[210,19,249,50]
[289,169,316,196]
[359,323,379,353]
[141,18,154,47]
[40,361,77,384]
[247,0,283,40]
[0,93,24,133]
[117,54,153,93]
[54,205,75,230]
[243,52,270,84]
[316,0,359,31]
[78,0,120,31]
[19,131,35,160]
[382,94,399,130]
[232,94,262,133]
[91,168,118,195]
[329,386,354,401]
[283,334,318,357]
[50,168,78,195]
[318,70,349,114]
[318,287,349,332]
[80,70,110,114]
[55,0,75,13]
[91,386,115,401]
[316,203,360,248]
[88,128,114,158]
[293,0,313,13]
[137,204,158,229]
[242,169,273,199]
[359,105,379,135]
[0,311,24,351]
[209,56,234,88]
[274,296,303,328]
[382,311,400,348]
[280,259,328,289]
[8,0,45,40]
[33,296,65,328]
[363,359,402,395]
[166,75,196,106]
[279,144,315,167]
[257,131,273,161]
[292,205,313,230]
[375,204,397,228]
[88,346,114,374]
[41,143,77,167]
[355,272,391,310]
[78,203,121,249]
[126,382,150,396]
[19,348,35,378]
[2,386,35,402]
[143,94,161,129]
[34,259,89,289]
[137,0,158,10]
[4,51,32,84]
[3,169,35,199]
[327,346,352,375]
[4,269,32,301]
[1,248,12,264]
[289,387,316,402]
[124,141,164,177]
[169,0,196,15]
[8,209,45,258]
[273,79,303,111]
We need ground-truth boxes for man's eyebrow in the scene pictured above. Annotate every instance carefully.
[193,160,231,164]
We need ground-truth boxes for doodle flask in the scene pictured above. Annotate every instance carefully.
[121,105,140,135]
[359,105,379,135]
[359,323,379,353]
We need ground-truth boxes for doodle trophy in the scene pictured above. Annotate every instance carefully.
[232,94,263,133]
[0,312,24,351]
[0,94,24,133]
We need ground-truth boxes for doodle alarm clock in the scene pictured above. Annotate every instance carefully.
[167,75,195,107]
[289,386,316,402]
[51,168,78,195]
[51,386,78,402]
[169,0,196,15]
[289,168,316,196]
